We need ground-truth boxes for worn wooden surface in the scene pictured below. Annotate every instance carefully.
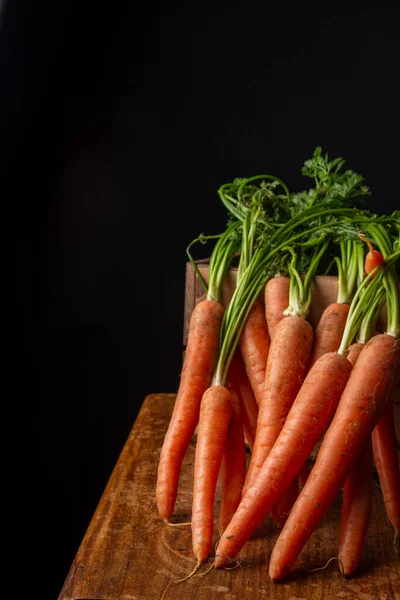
[59,393,399,600]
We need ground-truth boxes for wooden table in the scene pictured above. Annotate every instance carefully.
[59,393,400,600]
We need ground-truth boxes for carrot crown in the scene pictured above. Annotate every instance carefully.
[335,240,364,304]
[282,242,329,318]
[363,223,400,339]
[236,207,262,285]
[338,249,400,355]
[357,284,386,343]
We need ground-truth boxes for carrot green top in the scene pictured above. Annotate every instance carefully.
[282,242,329,319]
[337,224,400,355]
[210,207,397,386]
[334,240,365,304]
[364,223,399,339]
[189,148,399,386]
[186,220,241,303]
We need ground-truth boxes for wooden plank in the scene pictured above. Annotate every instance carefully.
[183,261,198,346]
[59,394,400,600]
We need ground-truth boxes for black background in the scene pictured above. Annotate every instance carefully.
[5,1,398,597]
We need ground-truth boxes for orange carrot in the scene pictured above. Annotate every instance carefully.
[156,300,224,521]
[269,334,400,581]
[307,303,350,369]
[372,399,400,551]
[219,389,246,533]
[238,299,270,406]
[214,351,353,568]
[346,341,364,366]
[359,233,384,276]
[307,239,363,369]
[228,351,258,451]
[338,437,373,575]
[263,276,312,524]
[298,344,362,500]
[337,341,375,573]
[192,385,232,563]
[242,315,313,496]
[264,276,290,341]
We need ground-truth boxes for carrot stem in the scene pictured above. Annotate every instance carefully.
[283,241,329,318]
[185,221,242,299]
[362,223,399,337]
[338,267,386,355]
[216,218,397,386]
[359,233,374,253]
[207,221,242,302]
[357,288,386,343]
[336,241,364,304]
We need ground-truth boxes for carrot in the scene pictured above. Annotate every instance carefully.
[338,309,387,573]
[218,389,246,533]
[299,344,362,497]
[308,303,350,368]
[338,438,373,575]
[242,315,313,496]
[269,333,400,581]
[350,226,400,551]
[372,399,400,551]
[359,233,384,276]
[157,299,224,520]
[214,351,353,568]
[308,240,363,369]
[191,385,232,564]
[238,299,270,406]
[188,211,258,562]
[157,222,241,522]
[228,351,258,452]
[304,343,364,472]
[346,341,364,367]
[242,244,328,502]
[265,275,301,525]
[264,276,290,341]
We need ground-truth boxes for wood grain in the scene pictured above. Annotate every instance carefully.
[59,394,400,600]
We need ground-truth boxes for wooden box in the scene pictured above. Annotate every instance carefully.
[184,261,399,441]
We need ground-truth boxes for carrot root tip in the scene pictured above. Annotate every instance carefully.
[163,518,192,527]
[214,552,232,569]
[196,560,215,577]
[174,559,203,583]
[223,560,242,571]
[159,559,205,599]
[302,556,345,576]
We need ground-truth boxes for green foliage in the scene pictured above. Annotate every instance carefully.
[194,147,399,384]
[301,146,370,205]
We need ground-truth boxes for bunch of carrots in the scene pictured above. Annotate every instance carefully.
[156,148,400,585]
